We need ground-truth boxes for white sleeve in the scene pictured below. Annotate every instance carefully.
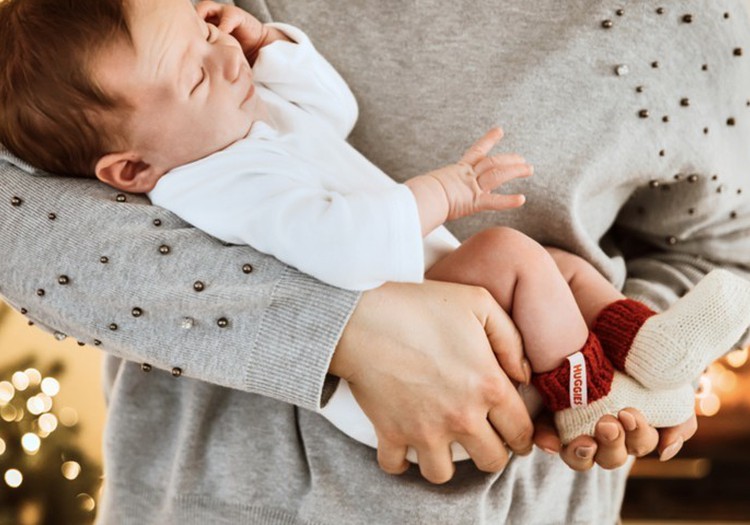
[253,23,359,138]
[148,151,425,291]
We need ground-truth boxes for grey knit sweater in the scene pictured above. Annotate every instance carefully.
[2,1,749,524]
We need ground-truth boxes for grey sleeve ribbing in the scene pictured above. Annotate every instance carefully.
[0,160,359,411]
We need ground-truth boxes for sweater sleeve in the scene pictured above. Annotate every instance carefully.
[252,23,359,138]
[148,146,426,291]
[0,154,359,411]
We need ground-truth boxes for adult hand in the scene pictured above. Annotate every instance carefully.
[533,408,698,470]
[330,280,534,484]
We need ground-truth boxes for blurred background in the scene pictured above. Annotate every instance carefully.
[0,300,748,524]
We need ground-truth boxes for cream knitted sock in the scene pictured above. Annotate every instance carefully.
[532,333,695,444]
[554,372,695,444]
[594,269,750,390]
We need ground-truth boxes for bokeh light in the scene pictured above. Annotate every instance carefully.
[21,433,41,455]
[61,461,81,480]
[40,377,60,397]
[5,469,23,488]
[11,371,29,391]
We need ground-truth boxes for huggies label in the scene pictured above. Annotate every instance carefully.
[567,352,587,408]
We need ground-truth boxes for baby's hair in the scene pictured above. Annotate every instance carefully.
[0,0,133,176]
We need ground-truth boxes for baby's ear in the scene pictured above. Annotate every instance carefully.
[95,152,162,193]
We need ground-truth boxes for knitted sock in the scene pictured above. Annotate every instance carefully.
[532,332,695,444]
[593,269,750,390]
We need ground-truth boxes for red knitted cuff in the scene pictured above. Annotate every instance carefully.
[592,299,656,371]
[531,333,614,412]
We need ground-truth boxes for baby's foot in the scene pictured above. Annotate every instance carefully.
[594,269,750,389]
[554,373,694,444]
[532,332,695,444]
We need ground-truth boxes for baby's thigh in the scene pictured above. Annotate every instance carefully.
[425,226,552,310]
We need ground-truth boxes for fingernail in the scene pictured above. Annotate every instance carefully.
[575,446,594,460]
[660,437,684,462]
[521,359,532,385]
[598,422,620,441]
[618,411,637,432]
[541,446,557,455]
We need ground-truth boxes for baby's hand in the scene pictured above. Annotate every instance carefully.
[196,1,289,63]
[425,128,532,221]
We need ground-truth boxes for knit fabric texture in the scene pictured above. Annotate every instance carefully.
[593,298,656,371]
[555,373,696,444]
[627,268,750,389]
[532,333,613,412]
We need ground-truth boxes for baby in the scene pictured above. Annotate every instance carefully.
[3,0,750,462]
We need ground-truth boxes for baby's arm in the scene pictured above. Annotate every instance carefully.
[405,128,532,236]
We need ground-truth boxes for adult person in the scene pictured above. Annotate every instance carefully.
[1,1,747,524]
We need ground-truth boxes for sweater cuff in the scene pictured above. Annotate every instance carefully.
[246,267,360,411]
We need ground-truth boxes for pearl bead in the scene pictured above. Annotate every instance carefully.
[141,363,152,372]
[11,197,22,207]
[57,275,69,285]
[217,317,229,328]
[171,367,182,377]
[131,307,143,317]
[242,264,253,274]
[193,281,205,292]
[159,245,170,255]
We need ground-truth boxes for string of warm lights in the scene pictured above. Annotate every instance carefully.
[0,364,99,520]
[695,346,750,417]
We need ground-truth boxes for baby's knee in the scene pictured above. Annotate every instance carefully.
[469,227,546,259]
[544,246,589,276]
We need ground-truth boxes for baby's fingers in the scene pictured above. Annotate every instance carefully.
[474,154,526,174]
[196,2,244,35]
[477,192,526,211]
[196,1,223,22]
[477,163,533,192]
[460,128,504,166]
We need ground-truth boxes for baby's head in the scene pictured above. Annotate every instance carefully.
[0,0,258,192]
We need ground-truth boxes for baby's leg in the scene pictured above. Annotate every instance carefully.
[425,228,693,442]
[426,227,588,373]
[548,248,750,389]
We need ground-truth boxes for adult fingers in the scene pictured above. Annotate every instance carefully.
[487,379,535,455]
[474,153,526,174]
[416,442,456,484]
[459,424,511,473]
[532,411,562,454]
[593,416,628,469]
[476,163,533,192]
[474,289,528,384]
[560,435,598,471]
[376,434,410,475]
[618,408,659,457]
[459,128,504,166]
[658,414,698,461]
